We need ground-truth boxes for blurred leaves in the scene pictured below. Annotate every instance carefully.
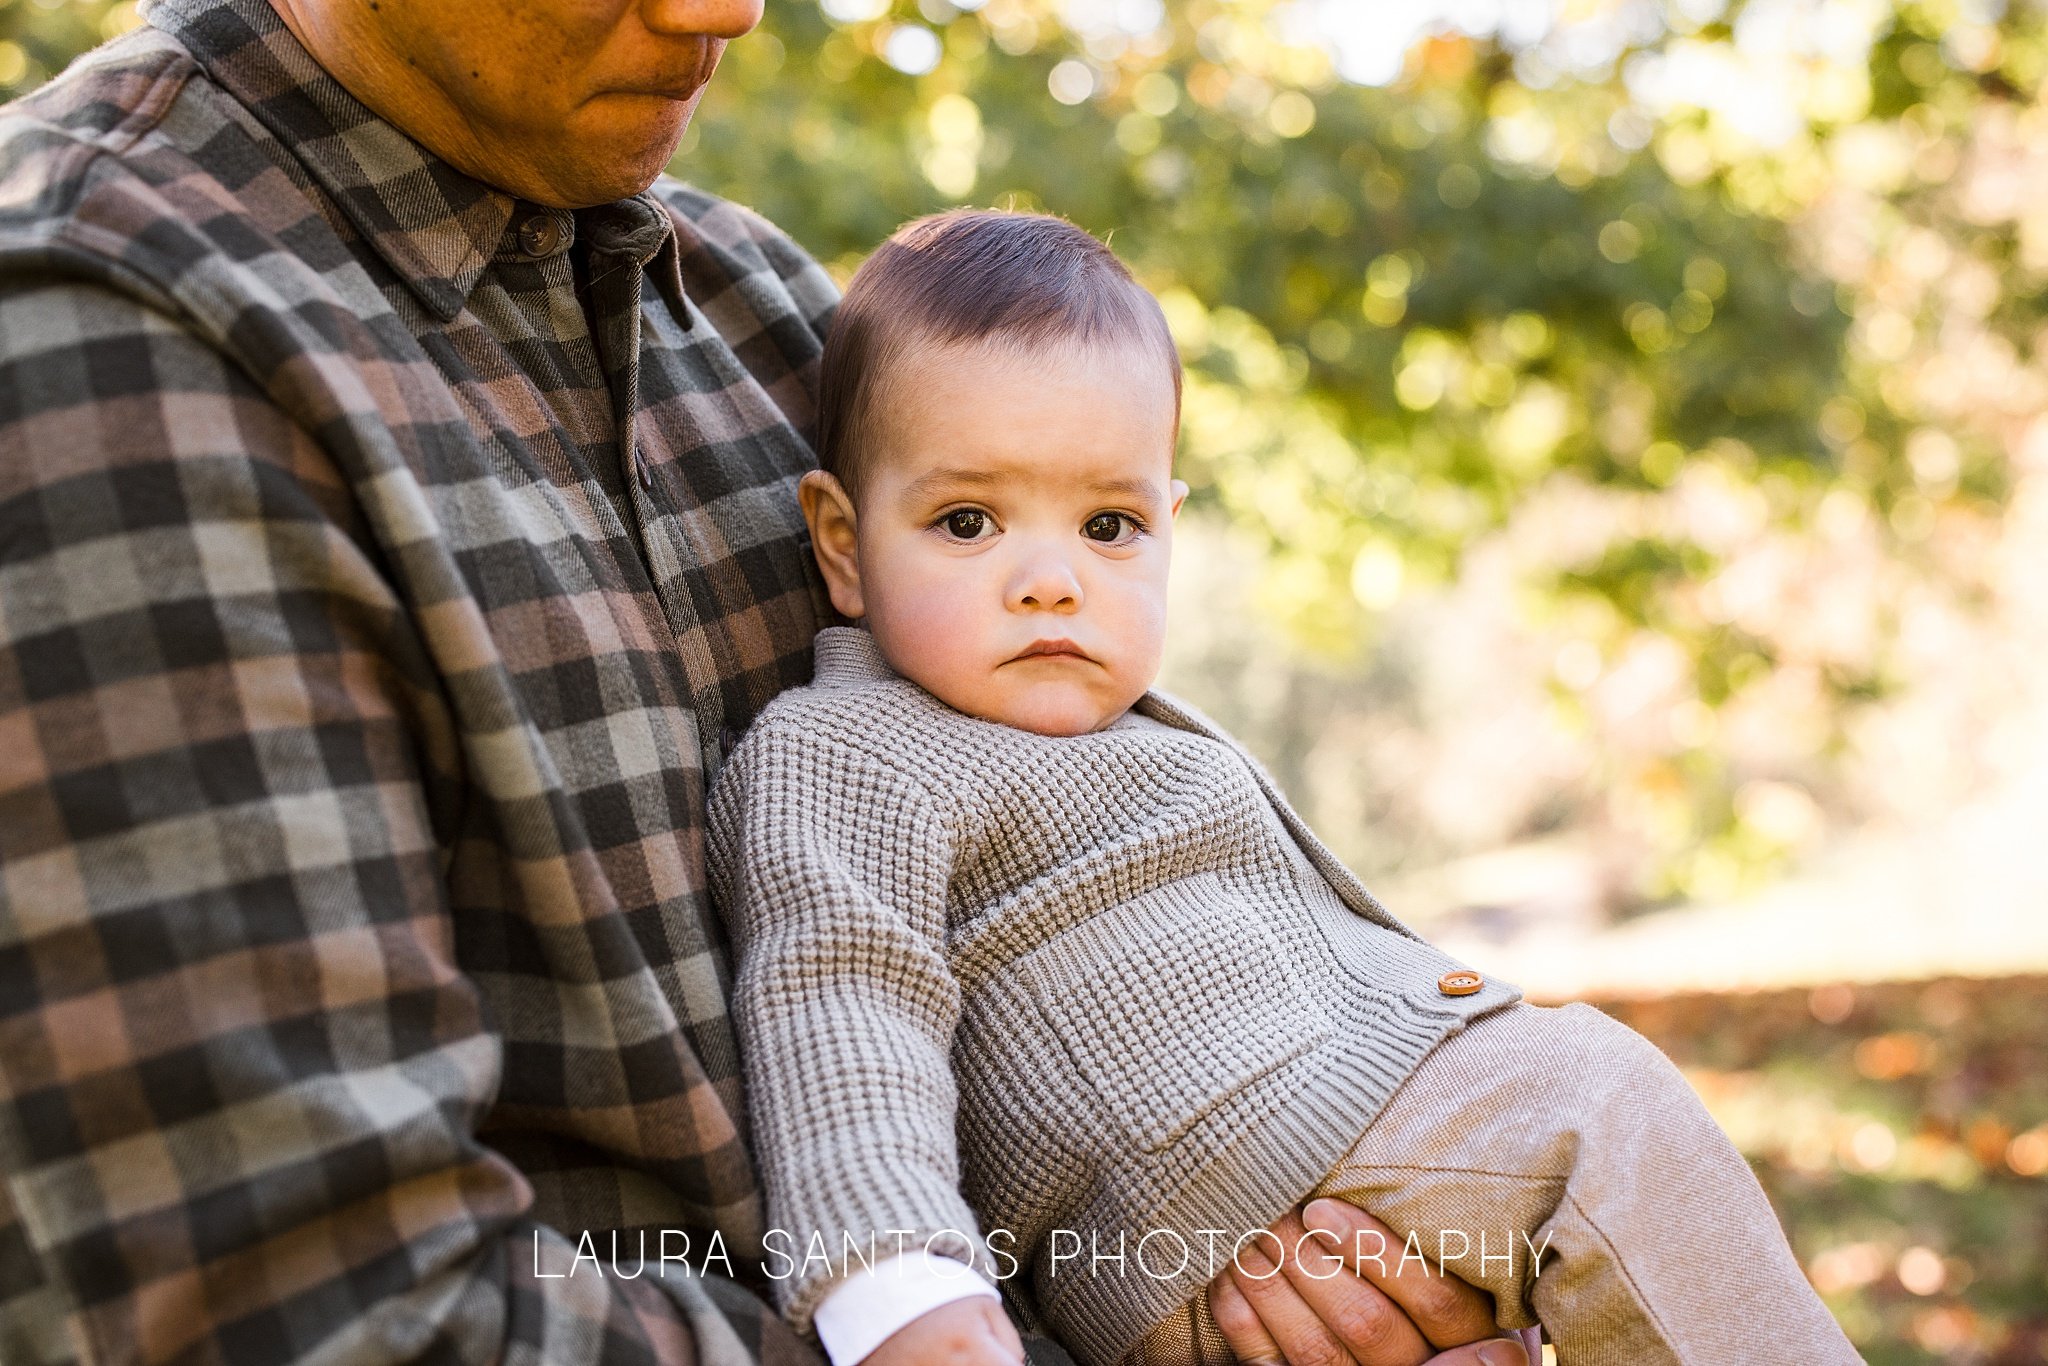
[1602,976,2048,1364]
[0,0,138,91]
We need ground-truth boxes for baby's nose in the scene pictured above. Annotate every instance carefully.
[1009,553,1083,611]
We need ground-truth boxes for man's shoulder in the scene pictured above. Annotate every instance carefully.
[0,27,217,237]
[0,26,195,157]
[0,25,305,330]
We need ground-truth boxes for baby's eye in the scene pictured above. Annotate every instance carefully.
[942,509,989,540]
[1083,512,1137,544]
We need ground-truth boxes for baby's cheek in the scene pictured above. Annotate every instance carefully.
[874,592,999,711]
[1104,606,1168,698]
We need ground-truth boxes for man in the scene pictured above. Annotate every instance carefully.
[0,1,1528,1362]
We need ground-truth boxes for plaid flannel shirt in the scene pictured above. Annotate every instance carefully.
[0,0,843,1360]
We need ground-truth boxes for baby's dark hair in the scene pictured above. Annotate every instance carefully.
[814,208,1183,501]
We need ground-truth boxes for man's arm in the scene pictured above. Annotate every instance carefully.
[0,282,809,1366]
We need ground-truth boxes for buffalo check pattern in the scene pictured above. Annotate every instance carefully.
[0,0,843,1360]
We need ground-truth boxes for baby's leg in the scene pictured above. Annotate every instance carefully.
[1309,1001,1859,1365]
[1118,1287,1237,1366]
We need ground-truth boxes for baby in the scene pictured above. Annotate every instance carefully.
[706,210,1859,1366]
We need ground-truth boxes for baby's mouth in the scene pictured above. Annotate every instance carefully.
[1009,638,1093,663]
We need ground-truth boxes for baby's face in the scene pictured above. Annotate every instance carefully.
[809,335,1186,736]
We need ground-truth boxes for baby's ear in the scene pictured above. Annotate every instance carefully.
[1168,479,1189,519]
[799,470,866,620]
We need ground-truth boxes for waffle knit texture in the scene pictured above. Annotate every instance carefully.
[706,628,1522,1366]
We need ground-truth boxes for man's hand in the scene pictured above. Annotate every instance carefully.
[863,1295,1026,1366]
[1206,1201,1530,1366]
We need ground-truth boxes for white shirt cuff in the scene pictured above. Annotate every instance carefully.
[811,1250,1001,1366]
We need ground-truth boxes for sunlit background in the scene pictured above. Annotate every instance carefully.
[9,0,2046,1358]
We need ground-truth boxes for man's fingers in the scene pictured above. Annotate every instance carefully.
[1302,1200,1504,1350]
[1207,1201,1517,1366]
[1272,1209,1434,1366]
[1419,1340,1529,1366]
[1207,1269,1286,1366]
[1224,1229,1370,1366]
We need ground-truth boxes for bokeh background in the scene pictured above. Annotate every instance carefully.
[9,0,2047,1358]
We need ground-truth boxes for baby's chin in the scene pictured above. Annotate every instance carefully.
[952,680,1137,738]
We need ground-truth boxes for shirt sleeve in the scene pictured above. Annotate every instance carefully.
[812,1252,1001,1366]
[707,720,997,1341]
[0,283,811,1366]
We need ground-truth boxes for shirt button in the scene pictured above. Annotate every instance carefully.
[516,212,565,258]
[1438,970,1484,997]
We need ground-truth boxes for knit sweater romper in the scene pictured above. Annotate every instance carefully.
[706,627,1522,1366]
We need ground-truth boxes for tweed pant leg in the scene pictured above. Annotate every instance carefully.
[1121,1003,1860,1366]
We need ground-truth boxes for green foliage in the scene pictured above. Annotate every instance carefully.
[0,0,134,93]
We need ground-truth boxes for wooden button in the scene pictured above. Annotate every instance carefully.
[1438,970,1484,997]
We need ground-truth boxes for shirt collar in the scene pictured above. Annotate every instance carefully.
[810,626,898,687]
[141,0,645,322]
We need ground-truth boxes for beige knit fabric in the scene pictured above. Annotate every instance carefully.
[706,628,1520,1364]
[1122,1003,1862,1366]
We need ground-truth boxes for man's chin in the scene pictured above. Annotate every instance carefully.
[527,104,701,206]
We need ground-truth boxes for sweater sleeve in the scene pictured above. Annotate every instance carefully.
[706,718,995,1339]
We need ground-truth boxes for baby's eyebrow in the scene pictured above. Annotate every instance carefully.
[899,467,1002,501]
[897,468,1163,504]
[1082,476,1161,502]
